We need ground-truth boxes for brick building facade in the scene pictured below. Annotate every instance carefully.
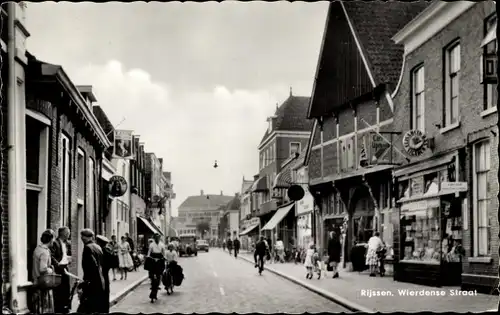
[304,1,429,268]
[390,1,497,291]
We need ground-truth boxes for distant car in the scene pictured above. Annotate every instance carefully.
[196,240,209,252]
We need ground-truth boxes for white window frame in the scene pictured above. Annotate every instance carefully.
[88,157,95,231]
[412,66,425,132]
[483,14,498,112]
[77,148,85,205]
[60,133,71,228]
[472,140,491,257]
[289,142,301,157]
[444,42,461,127]
[25,110,50,240]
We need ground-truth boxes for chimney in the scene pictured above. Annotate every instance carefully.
[220,190,223,196]
[289,86,292,97]
[200,190,204,196]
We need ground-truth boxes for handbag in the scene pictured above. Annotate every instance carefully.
[37,273,62,289]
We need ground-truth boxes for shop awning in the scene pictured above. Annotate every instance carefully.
[310,164,394,186]
[481,21,497,47]
[261,203,295,231]
[394,152,455,178]
[273,168,292,189]
[137,216,163,235]
[239,223,259,236]
[252,176,269,192]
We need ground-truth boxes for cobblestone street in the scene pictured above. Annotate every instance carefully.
[238,252,498,313]
[111,250,350,313]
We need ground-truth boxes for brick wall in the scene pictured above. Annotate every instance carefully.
[390,1,498,285]
[26,87,104,277]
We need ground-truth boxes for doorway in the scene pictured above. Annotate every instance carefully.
[77,204,84,278]
[26,190,39,282]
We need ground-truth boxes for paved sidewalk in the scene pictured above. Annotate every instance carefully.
[240,252,498,313]
[70,267,148,311]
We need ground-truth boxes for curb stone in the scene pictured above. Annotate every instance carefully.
[109,275,149,308]
[238,255,375,313]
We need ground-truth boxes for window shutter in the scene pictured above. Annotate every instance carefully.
[480,55,484,84]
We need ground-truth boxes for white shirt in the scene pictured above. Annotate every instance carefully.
[59,240,69,265]
[148,241,166,256]
[276,240,284,250]
[165,250,178,262]
[367,236,383,251]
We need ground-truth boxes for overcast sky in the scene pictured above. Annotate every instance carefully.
[26,2,328,216]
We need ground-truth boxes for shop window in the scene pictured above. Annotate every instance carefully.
[77,149,85,201]
[473,140,491,256]
[444,41,461,127]
[424,172,439,195]
[399,180,409,199]
[401,206,441,263]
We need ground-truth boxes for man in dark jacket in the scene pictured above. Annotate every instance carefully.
[50,226,72,313]
[77,229,106,314]
[233,232,241,258]
[254,236,267,275]
[327,231,342,278]
[96,235,113,313]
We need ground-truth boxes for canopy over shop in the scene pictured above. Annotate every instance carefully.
[137,215,164,253]
[261,202,296,248]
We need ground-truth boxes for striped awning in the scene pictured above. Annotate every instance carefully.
[273,168,292,189]
[251,175,269,192]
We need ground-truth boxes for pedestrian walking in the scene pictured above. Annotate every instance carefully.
[145,233,166,303]
[327,231,341,278]
[31,229,56,314]
[233,235,241,258]
[366,232,383,277]
[77,229,106,314]
[109,235,120,281]
[304,243,315,279]
[227,238,233,255]
[254,236,267,275]
[96,235,113,313]
[163,244,179,295]
[222,239,226,251]
[266,237,273,263]
[275,238,285,263]
[50,227,72,313]
[125,233,135,252]
[118,236,134,280]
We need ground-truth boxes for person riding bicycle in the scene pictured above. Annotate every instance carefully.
[145,233,166,303]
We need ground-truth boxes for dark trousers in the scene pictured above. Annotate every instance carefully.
[234,248,239,258]
[254,252,265,273]
[53,266,70,313]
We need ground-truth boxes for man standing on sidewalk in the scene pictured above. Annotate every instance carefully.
[254,236,267,275]
[50,227,72,314]
[78,229,105,314]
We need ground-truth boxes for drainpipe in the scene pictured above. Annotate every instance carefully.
[7,2,19,312]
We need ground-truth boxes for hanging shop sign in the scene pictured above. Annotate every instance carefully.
[288,184,305,201]
[402,129,429,157]
[113,129,134,159]
[109,175,128,197]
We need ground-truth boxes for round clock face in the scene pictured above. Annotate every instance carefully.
[402,130,428,157]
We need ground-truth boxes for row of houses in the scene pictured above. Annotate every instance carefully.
[239,0,498,293]
[0,4,176,312]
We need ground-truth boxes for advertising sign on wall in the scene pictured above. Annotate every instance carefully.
[295,166,314,216]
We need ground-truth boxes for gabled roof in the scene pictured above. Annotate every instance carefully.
[178,194,234,210]
[343,1,431,90]
[259,95,313,146]
[225,195,241,210]
[307,1,430,118]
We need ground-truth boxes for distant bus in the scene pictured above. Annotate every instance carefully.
[178,233,198,257]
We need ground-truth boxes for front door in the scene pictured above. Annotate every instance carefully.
[77,204,84,278]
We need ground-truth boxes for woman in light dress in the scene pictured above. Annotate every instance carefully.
[304,243,316,279]
[118,236,134,280]
[365,231,384,277]
[32,229,56,313]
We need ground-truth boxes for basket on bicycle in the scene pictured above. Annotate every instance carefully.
[37,273,62,289]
